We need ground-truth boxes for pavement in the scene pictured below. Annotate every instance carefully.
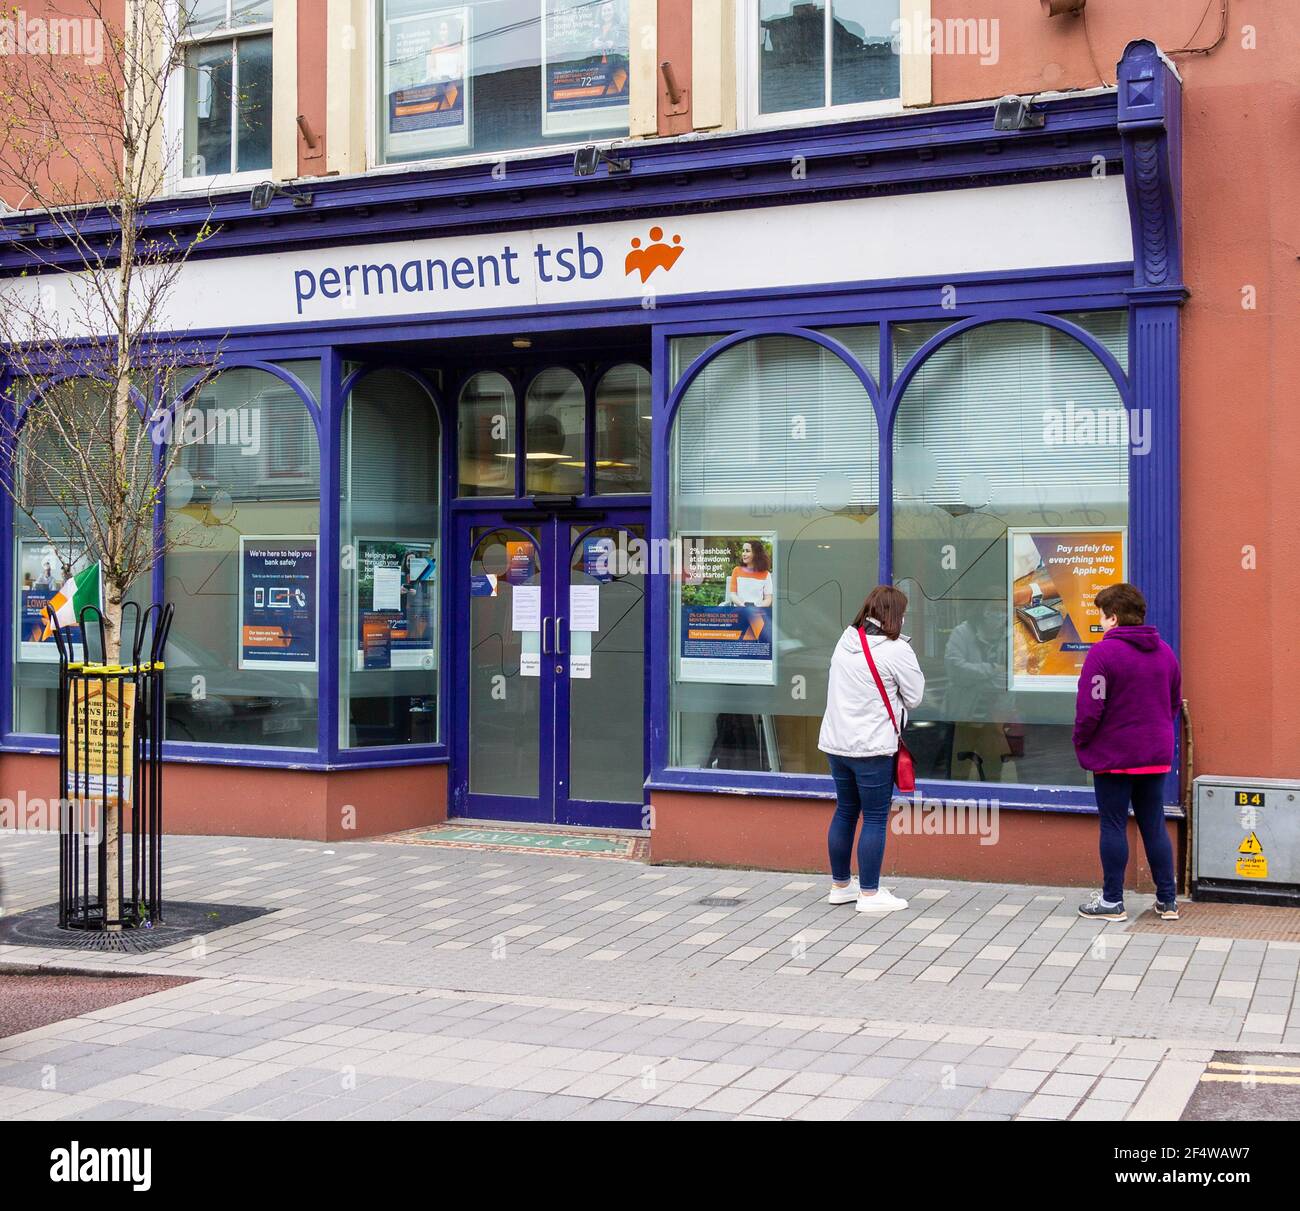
[1,829,1298,1122]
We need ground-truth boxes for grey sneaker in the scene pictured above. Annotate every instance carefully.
[1154,900,1180,920]
[1077,892,1127,921]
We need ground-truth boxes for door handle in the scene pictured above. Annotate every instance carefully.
[556,617,565,656]
[541,615,552,656]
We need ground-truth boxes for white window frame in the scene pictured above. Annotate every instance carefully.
[165,1,275,194]
[737,0,905,131]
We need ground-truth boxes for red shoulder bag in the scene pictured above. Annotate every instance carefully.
[858,627,916,794]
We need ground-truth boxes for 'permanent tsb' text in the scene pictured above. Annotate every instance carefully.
[292,233,605,315]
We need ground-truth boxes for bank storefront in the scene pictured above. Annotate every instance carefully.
[0,43,1184,882]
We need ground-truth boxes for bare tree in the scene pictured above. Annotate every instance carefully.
[0,0,224,662]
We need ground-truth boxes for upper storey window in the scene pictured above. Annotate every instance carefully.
[747,0,901,125]
[376,0,631,165]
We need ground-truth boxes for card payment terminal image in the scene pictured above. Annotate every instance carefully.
[1015,582,1064,643]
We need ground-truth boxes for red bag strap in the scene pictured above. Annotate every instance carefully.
[858,626,900,736]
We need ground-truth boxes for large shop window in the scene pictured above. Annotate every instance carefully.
[670,333,880,775]
[339,370,442,748]
[376,0,631,166]
[178,1,274,181]
[891,318,1129,789]
[163,362,321,749]
[752,0,900,121]
[11,380,152,735]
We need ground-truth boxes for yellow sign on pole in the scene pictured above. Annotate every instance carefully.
[65,675,136,931]
[65,676,136,803]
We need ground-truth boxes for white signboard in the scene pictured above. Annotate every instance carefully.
[4,177,1133,338]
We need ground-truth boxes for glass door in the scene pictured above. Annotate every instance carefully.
[458,518,550,821]
[453,510,648,828]
[556,522,648,828]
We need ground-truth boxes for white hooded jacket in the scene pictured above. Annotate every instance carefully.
[818,625,926,759]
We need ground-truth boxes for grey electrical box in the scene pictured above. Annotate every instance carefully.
[1192,776,1300,906]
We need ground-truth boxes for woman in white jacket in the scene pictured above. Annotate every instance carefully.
[818,585,925,913]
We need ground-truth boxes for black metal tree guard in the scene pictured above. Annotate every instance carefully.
[53,602,173,934]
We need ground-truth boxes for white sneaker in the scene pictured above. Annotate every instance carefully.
[856,888,909,913]
[828,877,860,905]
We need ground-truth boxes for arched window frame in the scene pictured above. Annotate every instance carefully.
[652,310,1139,810]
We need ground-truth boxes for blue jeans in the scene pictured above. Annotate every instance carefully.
[826,753,895,892]
[1094,772,1177,905]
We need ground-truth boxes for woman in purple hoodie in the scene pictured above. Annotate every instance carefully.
[1073,583,1182,922]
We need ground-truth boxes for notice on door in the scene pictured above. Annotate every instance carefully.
[569,584,600,632]
[512,584,541,632]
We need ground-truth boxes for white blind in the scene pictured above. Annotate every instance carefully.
[893,319,1128,510]
[673,335,878,508]
[346,369,439,509]
[179,366,320,502]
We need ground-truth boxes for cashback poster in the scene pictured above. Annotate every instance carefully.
[1008,527,1127,691]
[355,539,436,671]
[15,540,97,662]
[542,0,630,135]
[383,6,470,155]
[239,537,319,671]
[677,534,776,686]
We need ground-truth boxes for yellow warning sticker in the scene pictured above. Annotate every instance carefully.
[1236,832,1268,878]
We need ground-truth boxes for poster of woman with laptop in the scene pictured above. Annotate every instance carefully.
[678,534,776,685]
[383,5,470,155]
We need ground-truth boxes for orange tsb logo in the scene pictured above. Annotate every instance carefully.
[625,226,684,283]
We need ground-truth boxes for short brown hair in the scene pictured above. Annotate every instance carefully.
[1095,583,1146,626]
[853,585,908,641]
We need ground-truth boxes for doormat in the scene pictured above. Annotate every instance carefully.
[0,901,274,954]
[377,825,648,861]
[1128,900,1300,942]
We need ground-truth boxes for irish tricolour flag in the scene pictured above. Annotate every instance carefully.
[40,564,100,641]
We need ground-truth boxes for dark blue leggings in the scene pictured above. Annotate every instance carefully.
[826,753,895,892]
[1094,772,1177,904]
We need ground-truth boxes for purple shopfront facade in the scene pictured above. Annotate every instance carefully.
[0,43,1186,884]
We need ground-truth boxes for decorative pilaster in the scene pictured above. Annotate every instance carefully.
[1119,41,1187,810]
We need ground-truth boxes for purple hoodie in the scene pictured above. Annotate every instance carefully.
[1073,626,1182,773]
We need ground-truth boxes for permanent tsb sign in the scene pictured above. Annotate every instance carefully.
[9,176,1132,337]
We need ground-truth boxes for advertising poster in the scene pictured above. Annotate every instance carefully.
[239,537,319,671]
[15,540,98,662]
[542,0,630,135]
[1008,527,1127,691]
[677,534,776,686]
[354,539,436,671]
[383,5,470,156]
[582,535,615,582]
[505,541,535,585]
